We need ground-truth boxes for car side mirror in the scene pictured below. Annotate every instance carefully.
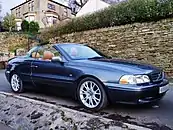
[51,56,63,63]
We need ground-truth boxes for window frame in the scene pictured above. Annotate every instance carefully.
[48,3,56,11]
[63,8,68,17]
[59,44,106,60]
[16,7,21,17]
[30,45,64,61]
[28,1,34,12]
[53,16,58,24]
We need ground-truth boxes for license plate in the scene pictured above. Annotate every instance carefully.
[159,84,169,94]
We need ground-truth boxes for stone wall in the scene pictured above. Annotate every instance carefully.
[52,18,173,77]
[0,33,28,69]
[0,32,28,53]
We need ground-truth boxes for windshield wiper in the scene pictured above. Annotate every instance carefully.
[88,56,104,59]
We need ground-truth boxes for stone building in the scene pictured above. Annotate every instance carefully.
[11,0,73,30]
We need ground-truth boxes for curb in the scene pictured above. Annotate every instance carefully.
[0,91,150,130]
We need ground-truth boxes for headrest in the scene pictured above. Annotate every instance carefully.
[32,52,40,58]
[43,51,53,60]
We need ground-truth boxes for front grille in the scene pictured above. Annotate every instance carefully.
[149,71,163,83]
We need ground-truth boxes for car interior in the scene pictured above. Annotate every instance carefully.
[31,52,40,59]
[31,51,54,61]
[42,51,54,61]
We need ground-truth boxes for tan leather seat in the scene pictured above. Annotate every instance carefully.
[43,51,53,60]
[32,52,40,59]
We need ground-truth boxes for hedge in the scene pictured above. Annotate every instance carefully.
[41,0,173,41]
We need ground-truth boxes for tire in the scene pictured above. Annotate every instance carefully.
[77,77,108,111]
[10,73,24,93]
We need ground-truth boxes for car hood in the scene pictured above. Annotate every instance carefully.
[72,58,160,74]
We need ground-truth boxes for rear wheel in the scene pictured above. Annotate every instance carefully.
[77,77,108,111]
[10,73,24,93]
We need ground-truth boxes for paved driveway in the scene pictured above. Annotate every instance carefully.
[0,70,12,92]
[0,69,173,129]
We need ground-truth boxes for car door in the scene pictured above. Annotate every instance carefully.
[19,58,33,87]
[18,47,40,88]
[31,44,74,90]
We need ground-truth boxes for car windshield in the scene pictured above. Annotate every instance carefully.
[60,44,104,60]
[26,46,38,57]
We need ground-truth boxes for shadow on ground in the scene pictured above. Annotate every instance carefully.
[20,88,173,130]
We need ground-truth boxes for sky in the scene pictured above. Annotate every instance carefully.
[0,0,69,17]
[1,0,24,16]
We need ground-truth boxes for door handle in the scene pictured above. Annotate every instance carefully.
[31,65,38,68]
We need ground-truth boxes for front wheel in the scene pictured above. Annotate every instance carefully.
[10,73,24,93]
[77,77,108,111]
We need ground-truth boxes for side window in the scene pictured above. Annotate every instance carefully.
[31,45,61,61]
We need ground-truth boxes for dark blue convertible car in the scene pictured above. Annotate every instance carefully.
[5,43,169,110]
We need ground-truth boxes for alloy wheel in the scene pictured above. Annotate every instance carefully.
[11,74,21,92]
[79,81,101,108]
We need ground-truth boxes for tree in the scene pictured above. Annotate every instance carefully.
[68,0,88,13]
[21,20,29,32]
[2,13,16,32]
[74,0,88,7]
[0,21,2,32]
[29,21,39,34]
[103,0,127,4]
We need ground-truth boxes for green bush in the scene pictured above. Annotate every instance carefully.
[29,21,39,34]
[21,20,29,32]
[41,0,173,40]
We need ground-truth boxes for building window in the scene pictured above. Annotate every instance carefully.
[16,9,18,16]
[28,1,34,11]
[16,21,22,31]
[25,16,29,21]
[30,16,35,21]
[16,7,21,17]
[46,16,58,26]
[48,3,55,10]
[63,8,68,17]
[47,16,53,25]
[25,16,35,22]
[19,7,21,17]
[53,17,58,24]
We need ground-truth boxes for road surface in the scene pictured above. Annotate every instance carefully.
[0,123,13,130]
[0,70,173,129]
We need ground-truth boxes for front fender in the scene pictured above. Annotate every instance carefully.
[5,63,20,81]
[71,65,123,84]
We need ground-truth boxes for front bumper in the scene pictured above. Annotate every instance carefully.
[105,79,169,104]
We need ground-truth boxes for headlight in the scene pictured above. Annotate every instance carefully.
[119,75,150,84]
